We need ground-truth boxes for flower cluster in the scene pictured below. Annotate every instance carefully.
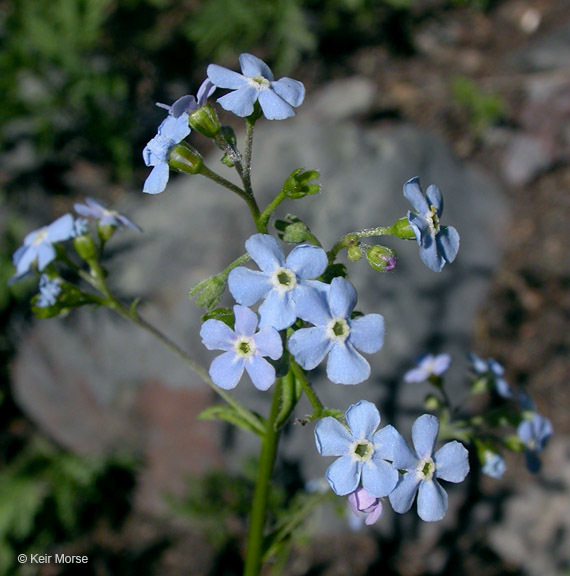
[468,353,513,398]
[315,402,469,523]
[201,234,385,389]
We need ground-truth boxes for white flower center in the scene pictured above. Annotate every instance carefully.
[248,76,271,90]
[416,456,436,481]
[350,439,375,463]
[425,205,440,234]
[234,336,256,359]
[32,228,48,245]
[326,317,350,343]
[271,267,297,295]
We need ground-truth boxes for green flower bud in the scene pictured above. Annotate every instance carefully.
[282,169,321,200]
[366,245,397,272]
[283,222,310,243]
[503,434,525,453]
[98,224,116,244]
[168,142,203,175]
[189,103,221,138]
[471,376,490,395]
[347,245,363,262]
[73,235,98,262]
[391,217,417,240]
[424,394,443,410]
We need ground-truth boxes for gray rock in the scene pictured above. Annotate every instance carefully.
[11,90,508,512]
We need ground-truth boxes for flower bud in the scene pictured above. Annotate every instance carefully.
[503,434,525,453]
[282,169,320,200]
[98,224,116,244]
[282,222,309,243]
[189,103,221,138]
[168,142,203,175]
[366,245,397,272]
[391,217,416,240]
[73,235,98,262]
[424,394,443,410]
[347,245,363,262]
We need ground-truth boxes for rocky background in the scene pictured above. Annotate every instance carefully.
[1,0,568,575]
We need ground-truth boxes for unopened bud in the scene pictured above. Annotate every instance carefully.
[391,217,417,240]
[347,246,363,262]
[98,224,116,243]
[168,142,203,175]
[424,394,443,410]
[189,103,221,138]
[73,235,98,262]
[282,222,309,243]
[366,245,397,272]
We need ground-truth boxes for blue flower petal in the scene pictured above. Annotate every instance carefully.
[468,353,488,374]
[271,77,305,107]
[361,458,399,498]
[285,244,327,279]
[328,277,357,319]
[258,89,295,120]
[419,233,444,272]
[404,367,430,383]
[417,479,448,522]
[217,85,258,117]
[426,184,443,216]
[389,471,420,514]
[289,326,332,370]
[403,177,429,213]
[258,289,297,330]
[209,351,245,390]
[233,305,259,336]
[14,246,37,276]
[47,214,75,242]
[197,78,216,105]
[482,453,506,479]
[168,95,198,118]
[314,417,353,456]
[143,163,170,194]
[326,342,370,385]
[245,355,276,391]
[372,425,408,463]
[158,114,191,143]
[407,211,430,243]
[345,400,380,439]
[325,455,361,496]
[495,377,513,399]
[207,64,246,89]
[294,284,331,326]
[228,267,272,306]
[412,414,439,458]
[436,226,460,264]
[245,234,284,272]
[432,354,452,375]
[348,314,385,354]
[36,244,56,270]
[239,53,274,80]
[200,319,235,351]
[434,441,469,483]
[253,326,282,360]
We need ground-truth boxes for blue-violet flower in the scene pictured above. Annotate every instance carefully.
[289,277,385,385]
[10,214,76,282]
[404,353,452,383]
[314,400,400,497]
[74,198,141,231]
[348,487,383,526]
[200,305,282,391]
[228,233,328,331]
[481,451,506,479]
[468,353,513,399]
[389,414,469,522]
[207,53,305,120]
[517,413,553,473]
[404,177,459,272]
[142,114,191,194]
[36,275,62,308]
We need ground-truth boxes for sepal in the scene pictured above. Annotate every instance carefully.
[282,169,320,200]
[189,103,221,138]
[201,307,235,328]
[366,245,397,271]
[390,217,416,240]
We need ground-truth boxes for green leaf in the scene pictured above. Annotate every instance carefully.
[199,405,265,437]
[201,307,234,327]
[274,369,303,430]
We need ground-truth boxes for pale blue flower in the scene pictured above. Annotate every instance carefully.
[482,452,506,479]
[404,353,452,383]
[289,277,385,385]
[72,218,88,237]
[389,414,469,522]
[517,413,553,473]
[207,54,305,120]
[404,177,459,272]
[156,79,216,117]
[468,353,513,399]
[36,275,62,308]
[200,305,282,391]
[228,234,328,331]
[314,401,400,497]
[74,198,141,231]
[10,214,76,283]
[348,487,383,526]
[142,114,191,194]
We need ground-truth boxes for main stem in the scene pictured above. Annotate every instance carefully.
[244,378,283,576]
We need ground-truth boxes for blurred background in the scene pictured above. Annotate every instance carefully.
[0,0,568,574]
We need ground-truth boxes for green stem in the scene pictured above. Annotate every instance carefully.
[243,118,255,195]
[244,378,283,576]
[259,191,287,231]
[290,361,324,417]
[83,260,264,436]
[200,164,262,230]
